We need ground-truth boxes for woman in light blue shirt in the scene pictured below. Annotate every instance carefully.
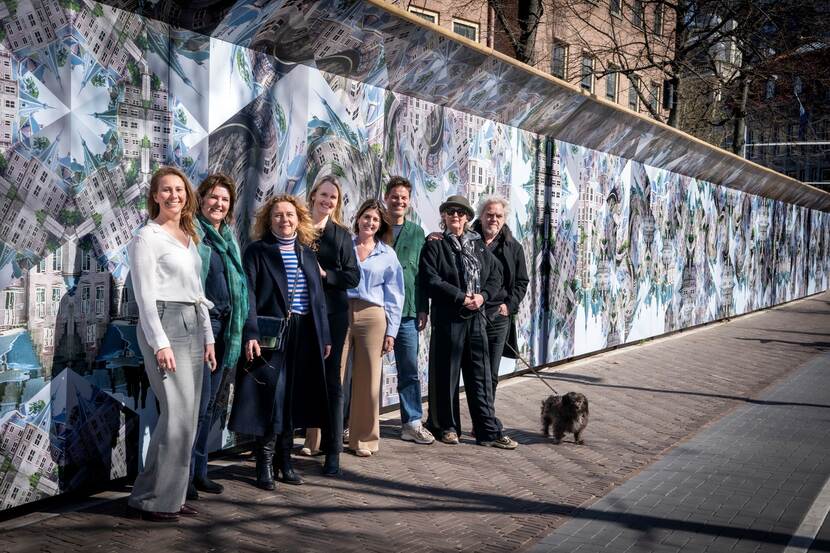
[344,199,404,457]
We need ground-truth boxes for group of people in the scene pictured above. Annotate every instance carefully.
[125,168,529,522]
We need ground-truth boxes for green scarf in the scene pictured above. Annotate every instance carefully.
[196,214,248,371]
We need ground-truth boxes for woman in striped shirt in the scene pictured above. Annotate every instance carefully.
[229,195,331,491]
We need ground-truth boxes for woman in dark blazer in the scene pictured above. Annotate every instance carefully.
[229,194,331,491]
[419,195,517,450]
[301,175,360,476]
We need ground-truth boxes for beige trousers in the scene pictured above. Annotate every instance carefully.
[344,299,386,453]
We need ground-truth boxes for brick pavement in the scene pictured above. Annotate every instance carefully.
[528,332,830,553]
[2,293,830,553]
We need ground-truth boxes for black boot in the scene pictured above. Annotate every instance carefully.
[275,442,304,485]
[255,435,276,491]
[322,452,341,477]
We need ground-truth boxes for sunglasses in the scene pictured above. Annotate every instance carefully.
[444,207,467,217]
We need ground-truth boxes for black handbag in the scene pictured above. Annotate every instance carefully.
[257,316,289,351]
[257,248,303,351]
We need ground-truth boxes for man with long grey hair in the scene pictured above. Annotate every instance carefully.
[471,196,529,409]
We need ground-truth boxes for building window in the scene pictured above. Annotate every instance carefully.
[649,81,660,113]
[82,286,90,314]
[408,6,438,24]
[44,327,53,348]
[95,286,105,315]
[51,247,62,272]
[86,324,96,344]
[551,42,567,79]
[51,288,61,315]
[452,19,479,42]
[632,0,644,28]
[629,74,640,110]
[580,55,594,92]
[653,4,663,35]
[36,287,45,319]
[606,67,618,101]
[81,252,91,272]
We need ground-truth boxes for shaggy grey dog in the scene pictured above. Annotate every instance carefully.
[541,392,589,444]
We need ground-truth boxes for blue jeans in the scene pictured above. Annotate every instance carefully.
[395,317,422,426]
[190,317,226,482]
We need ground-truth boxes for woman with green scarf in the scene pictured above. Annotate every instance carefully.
[187,174,248,500]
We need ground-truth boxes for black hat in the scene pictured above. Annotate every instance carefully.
[439,195,474,219]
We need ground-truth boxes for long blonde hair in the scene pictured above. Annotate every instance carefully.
[148,166,199,243]
[307,174,345,226]
[251,194,317,247]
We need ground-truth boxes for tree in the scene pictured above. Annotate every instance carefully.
[29,400,46,415]
[23,76,39,98]
[32,136,50,151]
[124,159,139,186]
[91,73,107,87]
[56,47,68,67]
[134,34,149,52]
[126,60,141,86]
[547,0,829,149]
[489,0,545,64]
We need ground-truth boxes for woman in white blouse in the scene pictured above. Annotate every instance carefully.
[344,199,404,457]
[127,167,216,522]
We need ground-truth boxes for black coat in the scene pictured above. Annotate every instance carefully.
[472,221,529,359]
[316,219,360,315]
[419,234,504,324]
[229,233,331,436]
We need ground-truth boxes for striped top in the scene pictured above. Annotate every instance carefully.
[276,236,310,315]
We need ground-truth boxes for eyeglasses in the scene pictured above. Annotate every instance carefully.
[444,207,467,217]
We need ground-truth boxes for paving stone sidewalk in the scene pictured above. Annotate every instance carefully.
[529,332,830,553]
[2,293,830,553]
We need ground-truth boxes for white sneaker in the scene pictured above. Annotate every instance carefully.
[401,423,435,445]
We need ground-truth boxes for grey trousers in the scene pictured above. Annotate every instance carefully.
[129,301,204,513]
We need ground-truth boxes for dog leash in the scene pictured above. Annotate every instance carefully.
[474,309,559,395]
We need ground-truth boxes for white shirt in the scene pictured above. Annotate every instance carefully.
[128,220,215,353]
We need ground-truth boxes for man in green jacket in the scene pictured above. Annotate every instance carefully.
[385,176,434,445]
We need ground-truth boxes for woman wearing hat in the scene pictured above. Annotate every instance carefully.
[418,195,518,450]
